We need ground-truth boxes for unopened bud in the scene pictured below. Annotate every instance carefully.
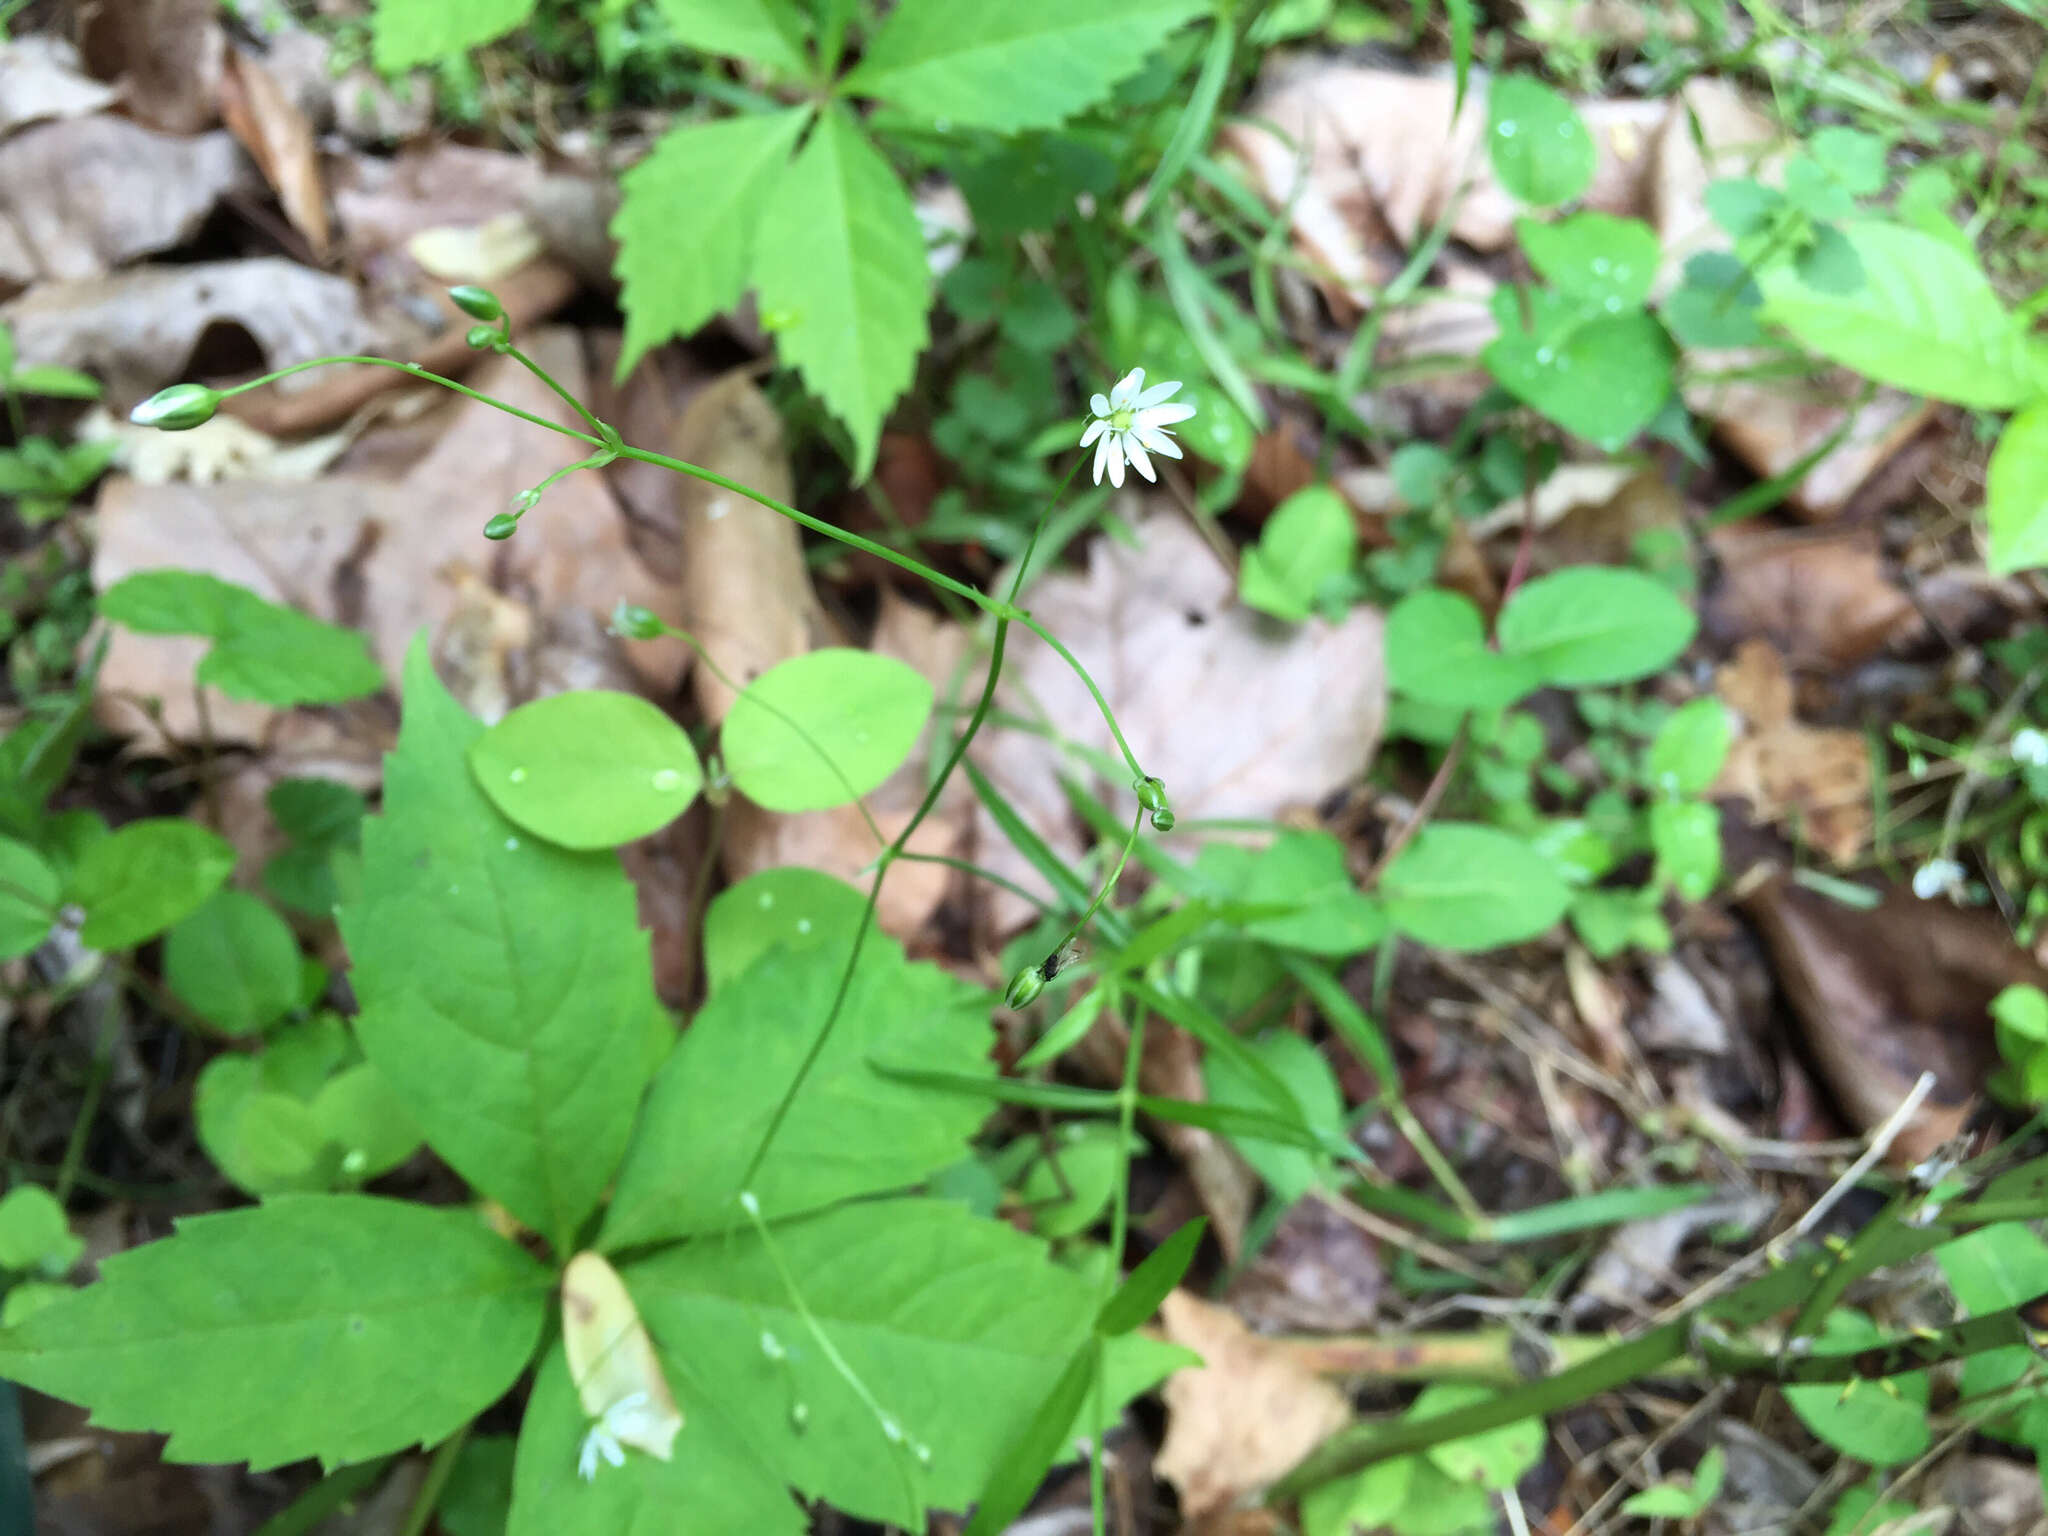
[448,285,504,322]
[482,511,522,540]
[1005,965,1046,1010]
[129,382,221,431]
[1134,776,1168,814]
[612,602,665,641]
[1150,808,1177,832]
[465,323,501,350]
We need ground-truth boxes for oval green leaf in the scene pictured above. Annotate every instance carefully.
[468,690,703,850]
[1382,822,1571,951]
[164,888,304,1036]
[701,866,869,993]
[1488,74,1594,207]
[1497,565,1697,687]
[1387,589,1540,711]
[0,836,59,961]
[1988,400,2048,575]
[68,818,236,951]
[721,648,934,813]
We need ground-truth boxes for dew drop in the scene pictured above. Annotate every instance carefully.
[1535,346,1554,365]
[651,767,683,792]
[796,918,812,934]
[1604,296,1623,312]
[759,892,775,909]
[1558,121,1573,137]
[1591,257,1610,275]
[1613,265,1631,281]
[505,837,520,851]
[1497,120,1518,138]
[508,767,528,785]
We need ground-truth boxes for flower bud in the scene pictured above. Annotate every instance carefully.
[1005,965,1046,1010]
[611,603,666,641]
[448,285,503,322]
[465,323,501,350]
[129,382,221,431]
[482,511,522,540]
[1134,776,1168,814]
[1150,808,1177,832]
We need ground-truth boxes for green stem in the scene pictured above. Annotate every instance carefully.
[501,342,612,440]
[396,1423,470,1536]
[222,357,602,447]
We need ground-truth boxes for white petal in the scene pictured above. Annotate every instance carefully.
[1134,378,1183,407]
[579,1436,600,1482]
[1134,423,1183,459]
[1079,418,1106,447]
[1090,393,1111,417]
[1110,368,1143,409]
[1135,401,1196,428]
[1105,435,1126,488]
[1092,433,1111,485]
[1124,434,1155,482]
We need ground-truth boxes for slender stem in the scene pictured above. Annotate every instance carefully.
[1094,1008,1147,1536]
[222,357,604,447]
[396,1423,470,1536]
[501,342,611,440]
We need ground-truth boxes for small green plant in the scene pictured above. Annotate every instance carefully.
[0,323,112,528]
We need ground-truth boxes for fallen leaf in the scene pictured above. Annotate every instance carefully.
[78,0,225,135]
[0,117,252,288]
[1713,640,1871,865]
[0,36,120,136]
[1647,79,1782,291]
[1687,367,1936,520]
[407,213,546,285]
[1223,1196,1383,1333]
[3,257,378,401]
[1155,1289,1352,1517]
[220,45,329,258]
[77,403,354,486]
[1132,1020,1259,1263]
[561,1251,683,1461]
[332,141,546,274]
[90,329,682,749]
[239,22,434,145]
[1739,871,2030,1163]
[523,173,623,291]
[971,510,1386,930]
[1705,526,1921,671]
[1570,1190,1773,1316]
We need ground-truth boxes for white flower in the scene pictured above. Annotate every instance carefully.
[578,1391,662,1482]
[2015,728,2048,768]
[1079,368,1196,488]
[1912,858,1966,901]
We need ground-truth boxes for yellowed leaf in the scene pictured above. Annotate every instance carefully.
[562,1252,683,1462]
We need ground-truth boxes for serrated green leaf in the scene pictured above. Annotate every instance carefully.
[68,818,235,951]
[340,640,660,1252]
[1386,588,1541,711]
[602,937,990,1248]
[1239,486,1356,622]
[751,110,929,478]
[627,1198,1098,1524]
[99,570,383,707]
[651,0,810,74]
[509,1344,803,1536]
[468,691,702,850]
[1988,401,2048,575]
[0,837,57,961]
[722,648,934,813]
[1757,219,2046,409]
[1382,822,1571,952]
[0,1196,550,1471]
[702,867,870,994]
[1487,75,1593,207]
[371,0,538,70]
[162,889,302,1036]
[613,108,810,377]
[0,1187,79,1275]
[845,0,1207,131]
[1496,566,1697,687]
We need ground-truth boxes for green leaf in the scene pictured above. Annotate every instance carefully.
[1194,831,1387,956]
[627,1197,1098,1524]
[309,1064,424,1183]
[67,818,235,951]
[613,108,810,377]
[751,109,929,478]
[340,640,660,1252]
[1238,486,1357,622]
[0,837,58,961]
[722,648,934,813]
[1649,798,1721,902]
[1663,252,1766,349]
[845,0,1207,132]
[1496,566,1697,687]
[163,889,303,1035]
[961,1343,1097,1536]
[1647,697,1732,795]
[1382,822,1571,952]
[1417,1383,1545,1490]
[0,1196,551,1470]
[1386,588,1541,711]
[1517,213,1659,310]
[1988,401,2048,575]
[1098,1218,1206,1336]
[268,778,367,849]
[1484,287,1674,449]
[702,867,870,994]
[440,1433,517,1536]
[1935,1222,2048,1413]
[468,691,702,850]
[1204,1030,1345,1204]
[1783,1309,1930,1465]
[371,0,538,70]
[650,0,810,74]
[9,365,101,401]
[1757,219,2046,409]
[508,1344,803,1536]
[603,934,989,1248]
[195,1058,330,1194]
[1015,1124,1133,1238]
[99,570,383,706]
[1302,1455,1415,1536]
[1487,75,1594,207]
[0,1187,80,1275]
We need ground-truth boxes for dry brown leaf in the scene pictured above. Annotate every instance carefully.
[1135,1021,1259,1262]
[0,37,120,136]
[1687,368,1936,520]
[971,511,1386,931]
[407,214,546,284]
[1739,872,2032,1163]
[220,45,329,258]
[1713,640,1871,866]
[1223,1196,1383,1333]
[333,141,546,272]
[0,117,252,289]
[2,257,377,401]
[525,173,623,291]
[77,403,354,486]
[1705,526,1921,671]
[1155,1289,1352,1517]
[78,0,225,135]
[90,330,682,749]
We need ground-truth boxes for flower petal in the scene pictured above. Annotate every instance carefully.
[1090,393,1111,418]
[1124,434,1155,482]
[1135,423,1183,458]
[1079,418,1106,447]
[1092,433,1111,485]
[1135,378,1183,407]
[1105,435,1126,488]
[1111,368,1144,409]
[1135,401,1197,428]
